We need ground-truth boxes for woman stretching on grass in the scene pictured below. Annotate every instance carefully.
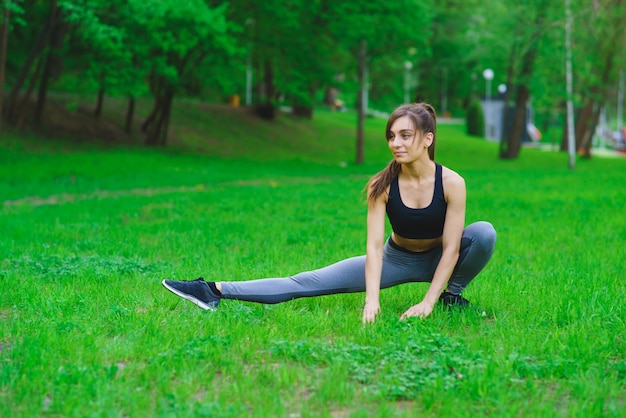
[162,103,496,323]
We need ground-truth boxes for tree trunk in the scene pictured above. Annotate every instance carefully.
[500,6,544,159]
[159,93,173,145]
[141,104,157,134]
[256,60,275,120]
[125,96,135,134]
[263,59,275,102]
[144,90,174,146]
[560,117,569,152]
[500,84,530,159]
[500,44,537,159]
[94,88,104,118]
[142,72,161,134]
[144,95,163,145]
[574,98,594,150]
[6,1,56,124]
[15,56,44,129]
[579,23,621,157]
[580,102,602,157]
[94,71,105,117]
[0,6,10,134]
[355,39,367,165]
[498,47,517,156]
[559,118,569,152]
[35,6,67,126]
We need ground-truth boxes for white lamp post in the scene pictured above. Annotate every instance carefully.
[482,68,494,140]
[245,18,255,106]
[483,68,494,101]
[617,68,624,131]
[404,61,413,104]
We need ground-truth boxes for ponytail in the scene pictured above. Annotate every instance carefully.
[364,159,401,204]
[420,103,437,160]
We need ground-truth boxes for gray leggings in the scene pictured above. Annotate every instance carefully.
[221,221,496,304]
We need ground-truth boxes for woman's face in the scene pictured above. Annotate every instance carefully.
[387,116,431,163]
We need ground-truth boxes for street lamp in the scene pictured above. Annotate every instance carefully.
[618,68,624,131]
[245,18,255,106]
[482,68,494,101]
[404,61,413,104]
[482,68,494,140]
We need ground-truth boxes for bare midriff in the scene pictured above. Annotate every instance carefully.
[391,232,442,253]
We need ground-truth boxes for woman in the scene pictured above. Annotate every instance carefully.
[162,103,496,323]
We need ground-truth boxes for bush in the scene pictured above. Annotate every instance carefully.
[256,103,276,120]
[466,100,485,137]
[292,105,313,119]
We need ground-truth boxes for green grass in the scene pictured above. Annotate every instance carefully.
[1,103,625,417]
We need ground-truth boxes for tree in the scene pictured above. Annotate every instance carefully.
[125,0,236,145]
[5,0,60,128]
[4,0,623,161]
[34,0,68,126]
[327,0,434,164]
[61,0,151,133]
[224,0,344,121]
[0,0,23,134]
[495,0,559,159]
[276,0,345,118]
[61,0,132,117]
[569,0,626,157]
[414,0,487,115]
[5,0,236,143]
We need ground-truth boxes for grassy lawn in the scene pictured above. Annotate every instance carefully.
[1,104,625,417]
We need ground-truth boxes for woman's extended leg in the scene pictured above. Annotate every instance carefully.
[221,256,368,304]
[220,238,444,303]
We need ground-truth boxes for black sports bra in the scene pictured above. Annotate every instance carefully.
[385,163,447,239]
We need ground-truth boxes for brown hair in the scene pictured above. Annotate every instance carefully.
[365,103,437,204]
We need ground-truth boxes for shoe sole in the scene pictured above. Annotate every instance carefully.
[161,280,217,311]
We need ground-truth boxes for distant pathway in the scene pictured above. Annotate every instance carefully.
[3,174,370,209]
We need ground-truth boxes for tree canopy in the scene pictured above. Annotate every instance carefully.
[1,0,625,161]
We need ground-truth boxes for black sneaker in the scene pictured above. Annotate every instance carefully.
[438,291,470,308]
[162,277,221,310]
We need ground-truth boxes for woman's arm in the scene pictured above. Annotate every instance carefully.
[401,170,466,319]
[362,191,387,323]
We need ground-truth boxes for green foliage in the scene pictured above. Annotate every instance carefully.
[46,0,238,103]
[60,0,136,95]
[3,1,46,82]
[327,0,434,54]
[411,0,484,112]
[2,0,25,27]
[11,254,165,279]
[127,0,235,87]
[325,0,435,111]
[269,329,485,399]
[5,0,625,140]
[466,99,485,137]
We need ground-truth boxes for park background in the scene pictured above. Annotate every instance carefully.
[1,0,626,417]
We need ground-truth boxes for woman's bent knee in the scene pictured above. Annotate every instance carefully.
[466,221,496,253]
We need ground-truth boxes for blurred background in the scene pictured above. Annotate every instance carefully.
[0,0,624,160]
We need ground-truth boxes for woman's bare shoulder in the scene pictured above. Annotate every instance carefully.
[440,165,465,188]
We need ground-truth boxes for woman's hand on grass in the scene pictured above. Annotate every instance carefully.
[400,300,434,320]
[362,301,380,324]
